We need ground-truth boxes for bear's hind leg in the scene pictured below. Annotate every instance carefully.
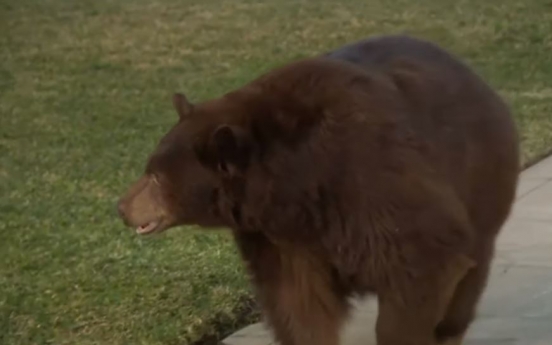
[375,252,475,345]
[435,244,494,345]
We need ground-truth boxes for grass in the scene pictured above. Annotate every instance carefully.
[1,0,552,344]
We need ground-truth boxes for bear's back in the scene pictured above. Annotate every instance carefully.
[325,35,465,71]
[324,35,519,237]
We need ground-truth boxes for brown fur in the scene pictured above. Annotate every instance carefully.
[117,35,519,345]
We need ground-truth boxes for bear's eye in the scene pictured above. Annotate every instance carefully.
[152,174,161,186]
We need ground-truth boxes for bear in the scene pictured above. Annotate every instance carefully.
[117,35,520,345]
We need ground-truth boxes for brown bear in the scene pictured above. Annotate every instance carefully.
[117,35,519,345]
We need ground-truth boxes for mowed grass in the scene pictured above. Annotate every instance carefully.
[1,0,552,344]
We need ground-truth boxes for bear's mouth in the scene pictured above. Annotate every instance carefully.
[136,221,161,235]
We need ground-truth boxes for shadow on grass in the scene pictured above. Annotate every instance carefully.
[193,296,260,345]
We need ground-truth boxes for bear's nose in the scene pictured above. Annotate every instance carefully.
[116,199,130,226]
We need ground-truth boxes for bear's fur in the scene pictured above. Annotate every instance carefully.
[117,35,520,345]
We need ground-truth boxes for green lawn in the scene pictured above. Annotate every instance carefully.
[1,0,552,344]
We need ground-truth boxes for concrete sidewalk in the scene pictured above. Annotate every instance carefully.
[223,156,552,345]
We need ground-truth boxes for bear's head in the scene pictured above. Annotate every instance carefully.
[117,91,256,234]
[116,58,370,236]
[118,78,321,235]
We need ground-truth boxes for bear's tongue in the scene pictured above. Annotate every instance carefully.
[136,221,159,235]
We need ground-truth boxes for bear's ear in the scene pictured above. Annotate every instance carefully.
[208,124,252,176]
[173,92,193,120]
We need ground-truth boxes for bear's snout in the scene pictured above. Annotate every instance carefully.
[116,198,130,226]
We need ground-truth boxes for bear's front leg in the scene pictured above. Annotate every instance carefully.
[255,250,350,345]
[375,252,475,345]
